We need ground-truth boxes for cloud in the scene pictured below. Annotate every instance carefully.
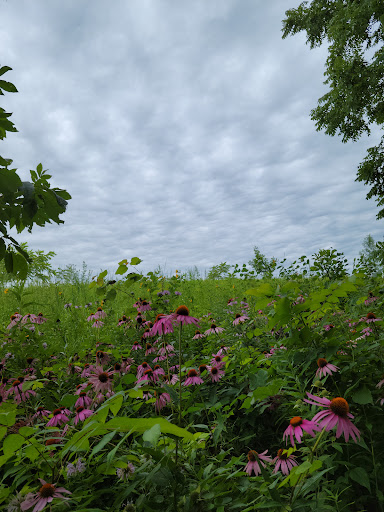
[1,0,382,277]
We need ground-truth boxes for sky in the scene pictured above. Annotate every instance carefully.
[1,0,383,278]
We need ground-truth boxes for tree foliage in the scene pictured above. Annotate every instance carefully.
[282,1,384,217]
[0,65,70,278]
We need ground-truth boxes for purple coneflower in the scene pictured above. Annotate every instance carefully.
[210,353,225,368]
[305,393,360,442]
[209,366,225,383]
[283,416,320,446]
[183,369,204,386]
[376,378,384,389]
[316,358,339,378]
[273,449,298,475]
[20,480,71,511]
[33,406,51,421]
[88,367,113,394]
[150,314,174,336]
[31,313,47,324]
[192,330,205,340]
[172,305,200,327]
[233,313,249,325]
[154,392,172,412]
[96,351,110,366]
[131,341,142,351]
[46,408,70,427]
[137,362,151,378]
[204,324,225,336]
[75,392,92,408]
[92,320,104,328]
[365,312,381,323]
[145,343,156,355]
[137,300,152,313]
[244,450,272,476]
[117,315,130,327]
[74,406,93,425]
[94,307,107,319]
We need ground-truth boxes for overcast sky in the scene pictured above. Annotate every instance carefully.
[2,0,383,277]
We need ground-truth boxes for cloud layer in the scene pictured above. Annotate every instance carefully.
[1,0,382,276]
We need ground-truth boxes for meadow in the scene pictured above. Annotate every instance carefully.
[0,260,383,512]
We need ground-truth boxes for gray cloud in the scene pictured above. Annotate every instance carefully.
[1,0,382,277]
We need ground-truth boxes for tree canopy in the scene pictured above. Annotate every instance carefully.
[0,65,71,278]
[282,1,384,217]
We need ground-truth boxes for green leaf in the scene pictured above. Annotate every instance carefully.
[352,386,373,405]
[89,431,117,459]
[102,417,194,440]
[0,80,18,93]
[24,444,40,461]
[3,434,25,456]
[130,257,142,266]
[115,265,128,275]
[0,66,12,77]
[60,394,78,408]
[0,407,17,426]
[4,251,13,274]
[143,424,161,446]
[109,394,124,416]
[0,426,7,441]
[18,426,36,437]
[349,467,371,492]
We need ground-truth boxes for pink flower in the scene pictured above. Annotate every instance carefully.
[31,313,47,324]
[210,353,225,368]
[86,313,96,322]
[137,362,151,378]
[273,449,298,475]
[136,300,152,313]
[316,358,339,378]
[304,393,360,442]
[46,408,70,427]
[150,314,174,336]
[7,379,36,404]
[96,351,110,366]
[92,320,104,328]
[154,392,171,412]
[131,341,142,351]
[94,307,107,319]
[192,330,205,340]
[183,369,204,386]
[33,407,51,421]
[283,416,320,446]
[204,324,225,336]
[88,366,114,394]
[233,314,249,325]
[20,480,71,511]
[376,378,384,389]
[75,392,92,408]
[245,450,272,476]
[74,406,93,425]
[209,366,225,383]
[172,305,200,327]
[145,343,156,355]
[365,312,381,323]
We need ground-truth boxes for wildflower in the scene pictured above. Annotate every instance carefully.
[74,406,93,425]
[192,330,205,340]
[283,416,320,446]
[153,365,165,379]
[7,380,36,404]
[46,408,70,428]
[204,324,225,336]
[94,307,107,319]
[304,393,360,442]
[137,300,152,313]
[376,378,384,389]
[117,315,130,326]
[20,480,71,511]
[183,369,204,386]
[198,364,207,375]
[154,392,171,412]
[175,291,181,295]
[233,313,249,325]
[316,358,339,378]
[116,463,135,481]
[244,450,272,476]
[162,373,178,385]
[96,351,110,366]
[273,449,298,475]
[92,320,104,328]
[324,324,334,331]
[31,313,47,325]
[210,352,225,368]
[131,341,142,351]
[137,362,151,378]
[145,343,156,355]
[158,343,175,355]
[209,366,225,383]
[33,407,51,421]
[172,305,200,327]
[365,312,381,323]
[150,314,174,336]
[88,367,113,394]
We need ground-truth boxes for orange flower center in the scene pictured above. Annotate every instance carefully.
[98,373,108,383]
[247,450,258,461]
[188,369,198,377]
[176,305,189,316]
[330,397,349,417]
[211,367,218,375]
[366,312,376,319]
[289,416,303,427]
[277,449,288,460]
[317,358,327,368]
[39,483,55,498]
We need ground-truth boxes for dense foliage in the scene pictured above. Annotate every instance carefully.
[0,258,383,511]
[282,1,384,218]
